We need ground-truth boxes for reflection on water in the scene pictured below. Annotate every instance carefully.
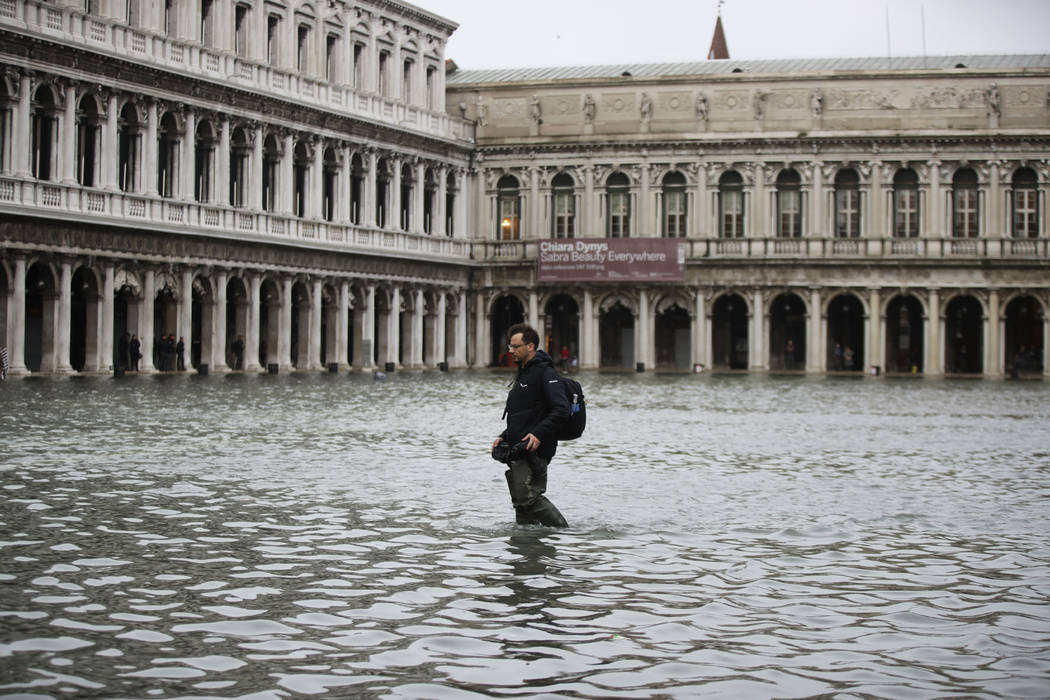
[1,373,1049,698]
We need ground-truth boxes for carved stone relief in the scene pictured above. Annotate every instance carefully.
[600,93,637,117]
[492,98,524,122]
[713,90,750,113]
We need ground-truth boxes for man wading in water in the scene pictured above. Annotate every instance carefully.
[492,323,570,527]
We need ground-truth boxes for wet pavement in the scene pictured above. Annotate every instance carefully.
[1,372,1049,698]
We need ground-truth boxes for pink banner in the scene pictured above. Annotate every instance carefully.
[537,238,686,282]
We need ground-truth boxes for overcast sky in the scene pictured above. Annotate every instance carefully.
[422,0,1050,70]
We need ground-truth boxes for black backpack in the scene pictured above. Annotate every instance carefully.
[552,373,586,441]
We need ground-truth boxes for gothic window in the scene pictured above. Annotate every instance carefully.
[157,112,179,198]
[262,134,280,212]
[952,168,979,238]
[31,85,58,182]
[719,170,744,238]
[194,120,215,202]
[663,171,687,238]
[776,169,802,238]
[497,174,521,240]
[229,127,250,208]
[118,102,142,192]
[893,168,920,238]
[606,172,631,237]
[76,96,102,187]
[551,172,575,238]
[293,141,309,218]
[834,168,861,238]
[1012,167,1039,239]
[322,146,338,222]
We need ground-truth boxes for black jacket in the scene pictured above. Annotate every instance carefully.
[501,349,570,458]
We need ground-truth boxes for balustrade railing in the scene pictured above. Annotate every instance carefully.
[2,0,475,144]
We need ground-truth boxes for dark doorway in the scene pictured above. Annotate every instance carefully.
[945,295,983,374]
[712,294,748,369]
[655,303,691,370]
[826,293,864,371]
[1005,296,1044,375]
[490,295,525,366]
[885,295,924,373]
[599,302,635,369]
[544,294,579,370]
[770,293,807,370]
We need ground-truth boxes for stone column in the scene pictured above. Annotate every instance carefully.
[245,273,262,371]
[55,259,74,373]
[927,161,941,238]
[144,99,159,195]
[415,159,425,233]
[101,263,114,372]
[582,287,596,369]
[986,289,1001,378]
[988,163,1002,239]
[528,289,539,329]
[389,285,401,367]
[365,149,378,227]
[337,280,351,370]
[211,269,228,371]
[311,139,324,220]
[62,83,77,184]
[14,74,31,177]
[181,110,196,202]
[361,283,376,369]
[412,288,424,367]
[454,169,468,238]
[582,165,595,236]
[809,162,823,237]
[638,163,650,236]
[436,166,448,236]
[281,131,295,215]
[180,269,193,372]
[636,288,649,370]
[693,288,706,368]
[695,164,708,238]
[310,278,322,369]
[474,290,487,367]
[529,166,541,238]
[926,288,941,375]
[751,288,765,370]
[217,117,230,204]
[252,124,264,210]
[280,276,293,369]
[436,293,447,366]
[7,255,27,374]
[103,93,119,190]
[808,287,822,372]
[868,288,881,374]
[454,290,468,367]
[139,268,156,372]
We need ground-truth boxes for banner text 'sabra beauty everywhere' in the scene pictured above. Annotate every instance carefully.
[536,238,686,282]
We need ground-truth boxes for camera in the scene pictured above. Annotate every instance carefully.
[491,440,529,464]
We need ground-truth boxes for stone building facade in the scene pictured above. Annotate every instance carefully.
[1,0,473,375]
[2,0,1048,379]
[449,56,1050,377]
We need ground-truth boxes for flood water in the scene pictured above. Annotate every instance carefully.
[1,371,1049,699]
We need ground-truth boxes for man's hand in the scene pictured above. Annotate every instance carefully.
[523,433,541,452]
[492,437,503,450]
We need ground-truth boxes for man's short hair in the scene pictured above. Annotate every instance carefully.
[508,323,540,348]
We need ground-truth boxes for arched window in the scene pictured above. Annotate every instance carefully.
[76,95,102,187]
[31,85,58,181]
[893,168,920,238]
[375,158,389,227]
[445,170,457,237]
[551,172,575,238]
[118,102,142,192]
[776,169,801,238]
[323,146,338,222]
[400,162,413,230]
[293,141,309,218]
[952,168,979,238]
[834,168,860,238]
[606,172,630,237]
[423,167,436,234]
[157,112,179,198]
[662,171,687,238]
[194,120,215,202]
[719,170,744,238]
[229,127,250,208]
[350,153,364,224]
[1012,167,1039,239]
[497,174,520,240]
[262,134,280,212]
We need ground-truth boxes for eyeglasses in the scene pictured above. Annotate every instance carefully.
[508,343,524,350]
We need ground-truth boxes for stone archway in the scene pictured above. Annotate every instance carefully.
[885,295,924,373]
[154,281,179,371]
[654,301,691,370]
[113,270,142,372]
[945,295,983,374]
[258,278,280,369]
[70,266,100,372]
[1004,295,1044,375]
[490,294,525,366]
[770,292,807,371]
[544,293,579,369]
[290,280,311,369]
[826,293,864,371]
[226,277,248,370]
[191,276,214,370]
[320,283,338,368]
[711,293,749,370]
[599,300,635,369]
[24,261,57,373]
